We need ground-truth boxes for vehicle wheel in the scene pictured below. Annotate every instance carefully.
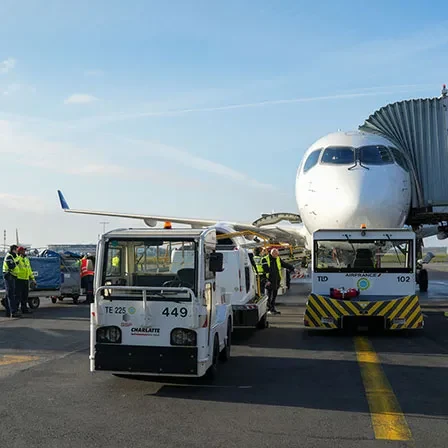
[419,269,428,292]
[219,320,231,362]
[205,335,220,381]
[256,313,268,329]
[58,297,64,301]
[28,297,40,309]
[51,297,57,304]
[73,295,79,304]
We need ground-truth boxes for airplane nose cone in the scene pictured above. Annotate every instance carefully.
[334,168,403,227]
[297,165,411,233]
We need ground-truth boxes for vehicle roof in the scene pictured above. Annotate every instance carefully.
[103,227,210,239]
[313,228,415,237]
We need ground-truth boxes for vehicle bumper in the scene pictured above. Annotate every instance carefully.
[93,344,198,375]
[304,293,424,330]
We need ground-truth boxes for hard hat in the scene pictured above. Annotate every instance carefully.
[17,246,26,253]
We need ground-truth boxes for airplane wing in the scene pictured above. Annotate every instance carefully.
[57,190,306,246]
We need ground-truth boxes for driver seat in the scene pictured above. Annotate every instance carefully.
[353,249,374,269]
[177,268,195,286]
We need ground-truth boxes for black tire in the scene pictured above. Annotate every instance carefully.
[51,297,57,304]
[205,335,220,381]
[73,295,79,304]
[219,320,231,362]
[28,297,40,309]
[256,313,268,329]
[419,269,428,292]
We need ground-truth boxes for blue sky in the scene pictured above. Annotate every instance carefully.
[1,0,448,248]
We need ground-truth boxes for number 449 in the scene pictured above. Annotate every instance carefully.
[162,307,188,318]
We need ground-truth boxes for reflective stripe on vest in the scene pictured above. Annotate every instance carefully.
[265,256,282,281]
[2,253,20,276]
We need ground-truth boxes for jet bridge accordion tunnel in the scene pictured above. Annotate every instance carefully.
[359,91,448,226]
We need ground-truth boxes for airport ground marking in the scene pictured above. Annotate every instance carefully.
[354,336,412,441]
[0,355,40,366]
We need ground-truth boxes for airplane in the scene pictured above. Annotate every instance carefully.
[57,130,441,252]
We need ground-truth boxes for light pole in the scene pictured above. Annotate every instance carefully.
[100,221,109,234]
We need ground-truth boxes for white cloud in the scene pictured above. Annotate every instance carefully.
[0,120,206,189]
[0,119,272,191]
[59,84,435,133]
[64,94,98,104]
[0,193,47,213]
[0,58,16,75]
[118,136,276,191]
[1,83,37,97]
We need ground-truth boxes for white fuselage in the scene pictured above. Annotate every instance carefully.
[295,131,411,246]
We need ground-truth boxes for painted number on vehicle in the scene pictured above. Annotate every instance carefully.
[162,307,188,318]
[397,276,411,283]
[105,306,126,314]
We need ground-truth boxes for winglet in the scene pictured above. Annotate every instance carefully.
[57,190,70,210]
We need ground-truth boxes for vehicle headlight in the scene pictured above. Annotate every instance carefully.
[170,328,197,346]
[97,326,122,343]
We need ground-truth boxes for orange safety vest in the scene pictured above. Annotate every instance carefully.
[81,258,94,278]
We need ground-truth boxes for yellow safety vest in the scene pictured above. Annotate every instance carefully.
[112,256,119,267]
[253,256,264,274]
[265,256,283,281]
[25,257,35,281]
[17,257,29,280]
[2,253,20,277]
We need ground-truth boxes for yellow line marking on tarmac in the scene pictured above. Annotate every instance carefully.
[354,336,412,441]
[0,355,39,366]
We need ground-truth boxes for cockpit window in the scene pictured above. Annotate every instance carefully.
[359,145,393,165]
[321,147,355,165]
[389,147,409,172]
[303,149,321,173]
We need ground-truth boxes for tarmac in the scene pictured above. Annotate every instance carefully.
[0,265,448,447]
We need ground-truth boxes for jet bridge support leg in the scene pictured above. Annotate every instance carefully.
[416,238,429,292]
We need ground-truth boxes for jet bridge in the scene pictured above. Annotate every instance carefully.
[359,86,448,226]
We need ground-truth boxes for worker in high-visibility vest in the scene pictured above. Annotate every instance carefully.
[252,247,268,295]
[80,254,95,304]
[252,247,265,274]
[2,245,20,317]
[262,248,295,315]
[111,254,120,274]
[16,246,36,314]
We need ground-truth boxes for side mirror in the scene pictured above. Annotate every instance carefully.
[209,252,224,272]
[422,252,435,264]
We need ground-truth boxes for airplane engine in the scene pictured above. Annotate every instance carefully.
[144,219,157,227]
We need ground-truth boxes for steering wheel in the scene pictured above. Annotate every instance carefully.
[162,279,193,289]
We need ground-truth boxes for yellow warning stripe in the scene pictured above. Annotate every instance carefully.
[305,294,423,329]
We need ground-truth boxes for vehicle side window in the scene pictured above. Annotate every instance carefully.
[106,248,122,276]
[303,149,322,173]
[389,147,409,172]
[204,251,214,280]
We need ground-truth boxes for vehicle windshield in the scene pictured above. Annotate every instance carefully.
[101,238,197,300]
[314,239,413,273]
